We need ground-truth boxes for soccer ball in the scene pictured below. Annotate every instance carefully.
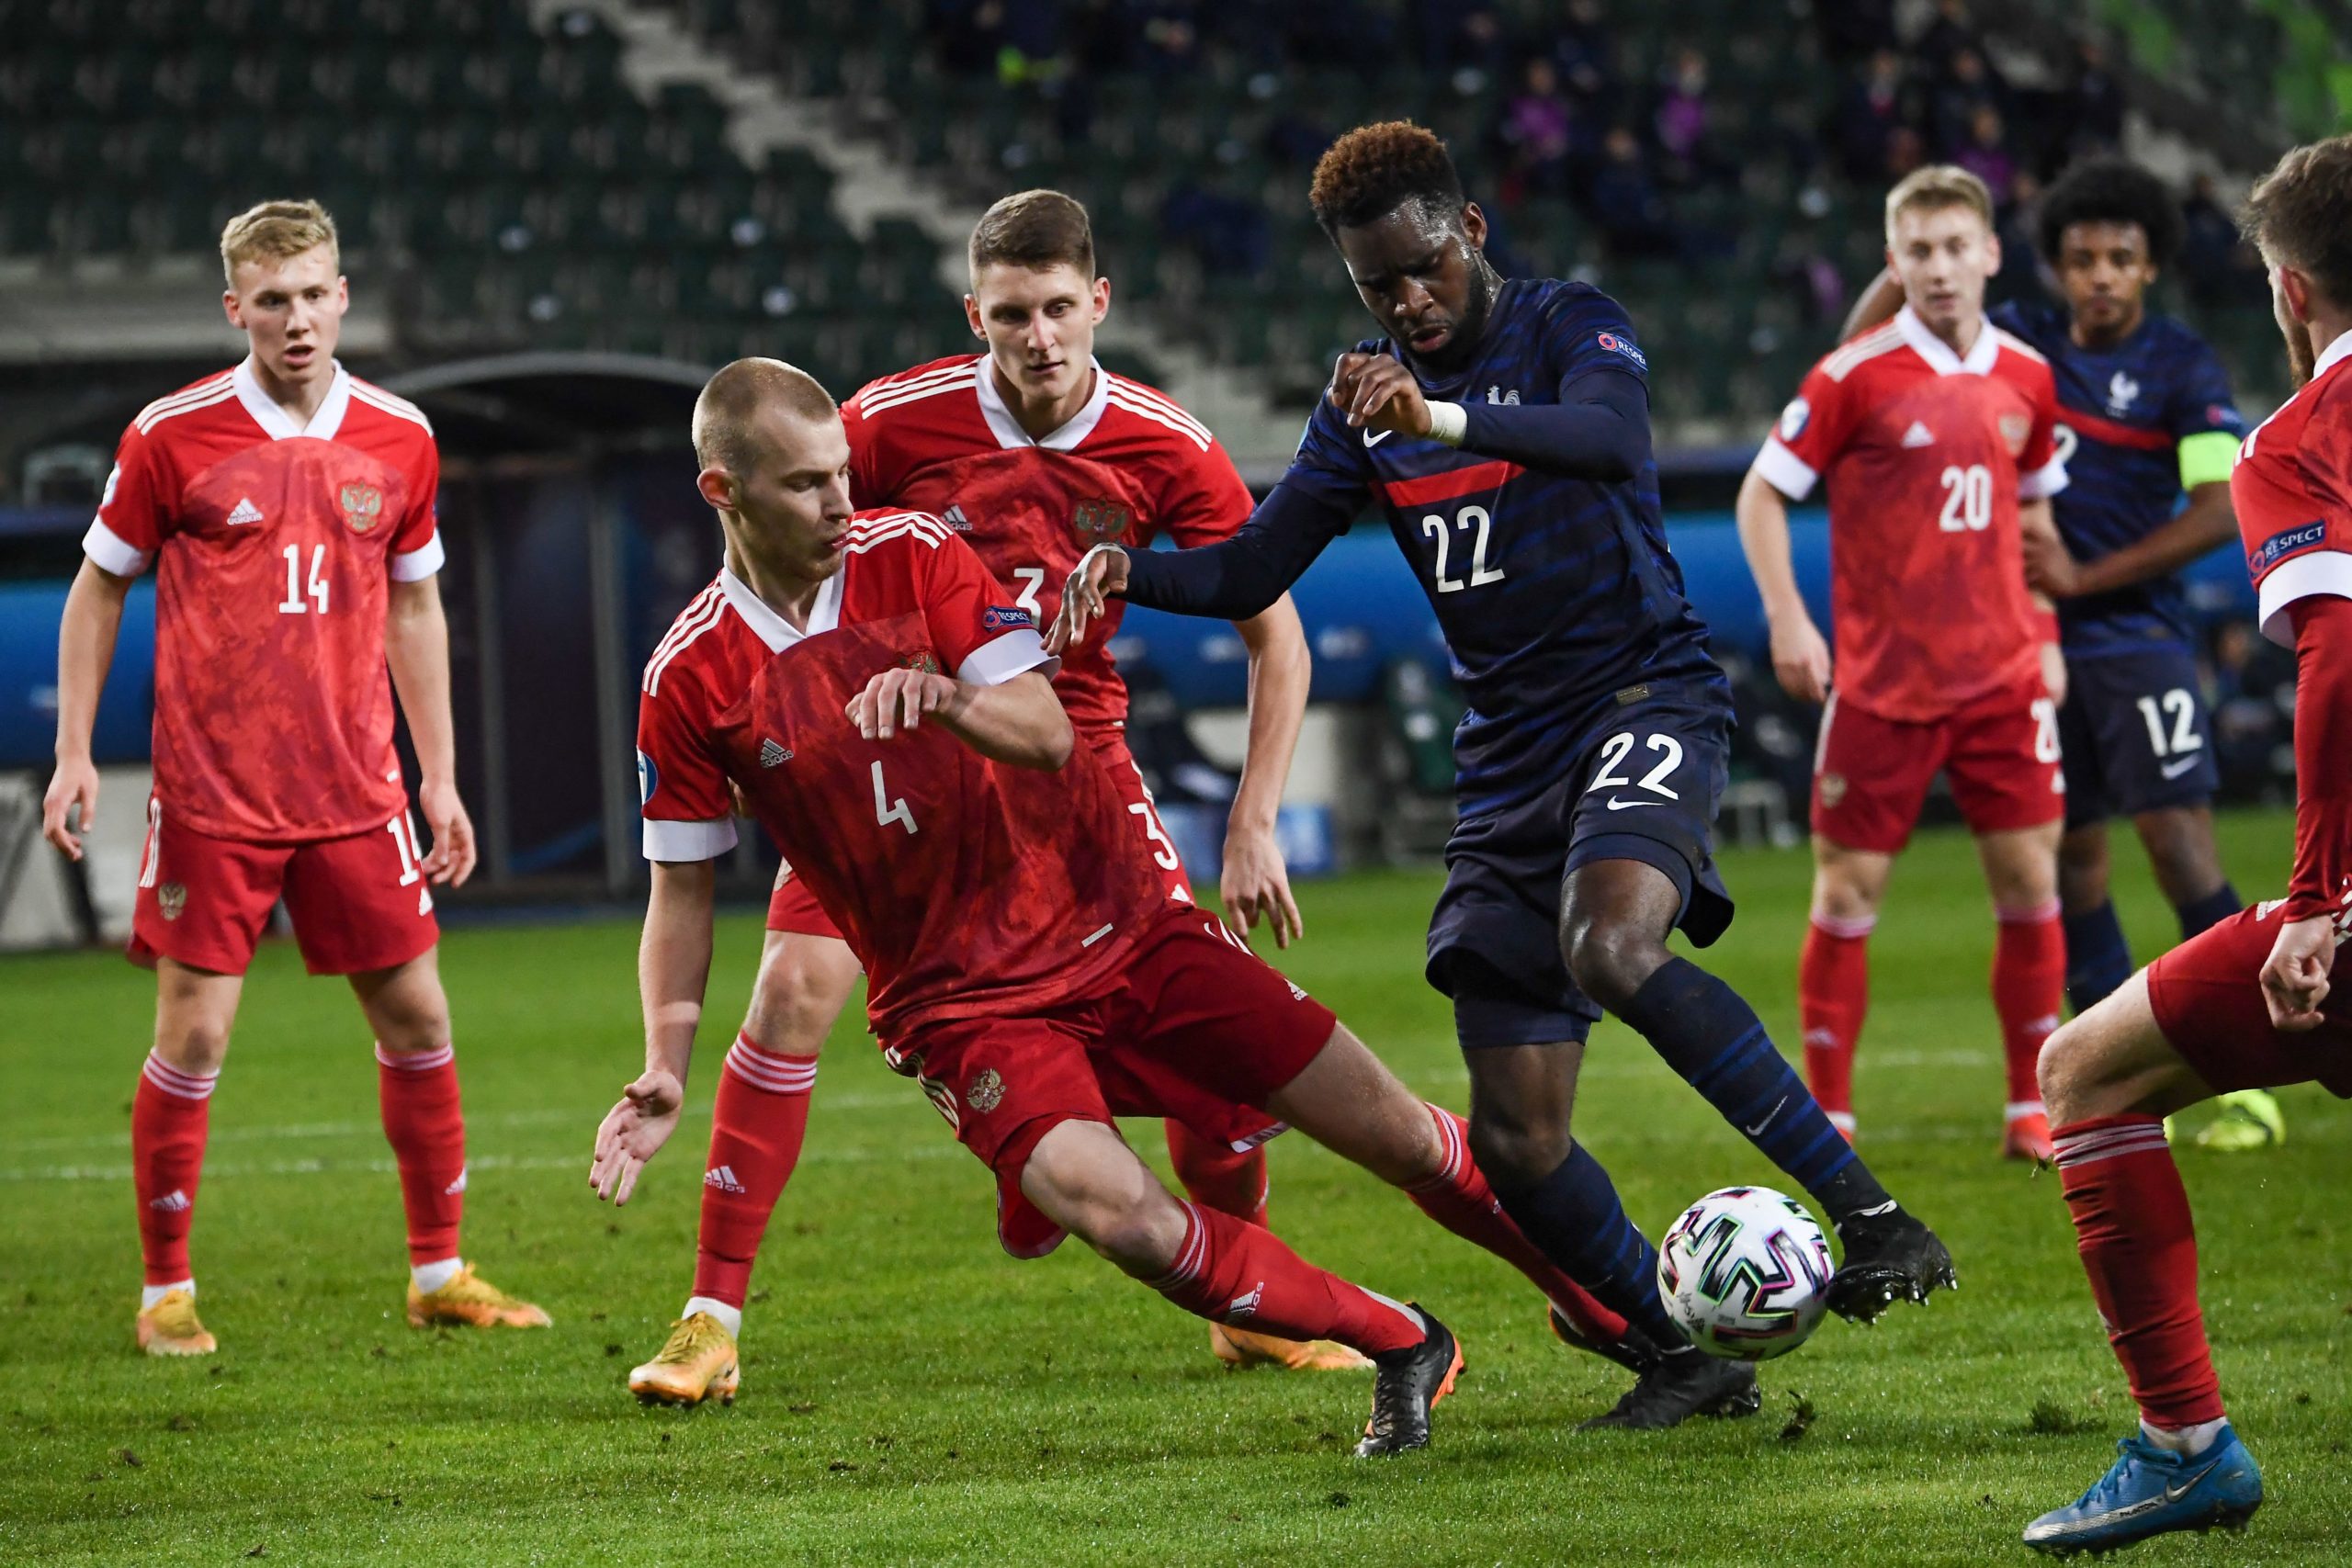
[1656,1185,1834,1361]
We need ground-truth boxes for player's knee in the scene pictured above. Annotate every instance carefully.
[745,964,847,1054]
[1465,1103,1570,1190]
[155,1016,232,1076]
[1559,915,1663,1014]
[372,996,451,1056]
[2036,1015,2114,1122]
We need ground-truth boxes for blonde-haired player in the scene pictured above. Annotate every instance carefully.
[1737,166,2073,1158]
[44,200,547,1354]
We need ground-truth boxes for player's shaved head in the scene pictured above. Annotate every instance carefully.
[1310,120,1465,237]
[692,357,838,477]
[2243,135,2352,310]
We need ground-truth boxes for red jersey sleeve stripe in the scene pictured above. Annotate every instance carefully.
[1106,378,1215,443]
[643,586,727,694]
[2055,404,2174,452]
[857,362,980,417]
[349,381,434,432]
[1381,459,1526,507]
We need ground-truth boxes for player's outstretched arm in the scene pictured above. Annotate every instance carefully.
[849,666,1073,770]
[385,575,477,886]
[1838,267,1907,344]
[592,858,715,1203]
[1223,597,1308,949]
[1735,465,1833,704]
[41,559,131,862]
[1051,482,1353,649]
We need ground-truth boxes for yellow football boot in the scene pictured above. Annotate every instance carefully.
[405,1264,551,1329]
[135,1289,217,1358]
[1209,1322,1373,1371]
[628,1312,741,1406]
[2195,1089,2286,1154]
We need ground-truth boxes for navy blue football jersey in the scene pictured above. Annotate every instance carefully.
[1989,300,2247,651]
[1285,277,1724,814]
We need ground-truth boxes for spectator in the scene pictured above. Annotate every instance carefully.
[2178,171,2264,308]
[1953,103,2016,204]
[1499,57,1577,199]
[1652,47,1726,189]
[1833,48,1914,182]
[1914,0,1983,84]
[1993,168,2041,295]
[2060,36,2127,153]
[1883,123,1927,181]
[1551,0,1620,118]
[1928,47,2006,156]
[1587,124,1678,259]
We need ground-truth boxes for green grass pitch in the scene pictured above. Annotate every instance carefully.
[6,811,2346,1565]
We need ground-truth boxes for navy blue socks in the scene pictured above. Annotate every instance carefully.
[2063,899,2135,1016]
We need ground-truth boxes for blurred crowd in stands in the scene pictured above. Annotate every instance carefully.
[924,0,2268,310]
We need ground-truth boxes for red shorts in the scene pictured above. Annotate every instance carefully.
[764,728,1193,938]
[1812,676,2064,852]
[876,904,1337,1257]
[129,798,441,977]
[2146,902,2352,1098]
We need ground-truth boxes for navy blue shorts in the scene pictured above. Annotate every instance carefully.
[2058,645,2219,829]
[1428,680,1735,1047]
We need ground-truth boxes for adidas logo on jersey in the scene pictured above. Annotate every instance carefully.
[705,1165,747,1194]
[942,504,973,532]
[224,497,264,526]
[150,1190,191,1213]
[1900,421,1936,448]
[1227,1281,1265,1320]
[759,738,791,767]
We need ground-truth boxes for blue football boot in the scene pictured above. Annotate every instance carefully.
[2023,1423,2263,1555]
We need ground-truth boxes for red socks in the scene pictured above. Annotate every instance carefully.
[692,1032,818,1309]
[133,1051,215,1286]
[1995,901,2065,1118]
[2053,1117,2224,1428]
[1406,1105,1629,1348]
[1164,1121,1269,1227]
[377,1043,467,1266]
[1148,1200,1424,1355]
[1799,913,1871,1131]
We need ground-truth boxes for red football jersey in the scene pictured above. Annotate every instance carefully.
[1757,308,2067,723]
[842,355,1254,730]
[2232,332,2352,923]
[635,510,1169,1034]
[84,359,444,842]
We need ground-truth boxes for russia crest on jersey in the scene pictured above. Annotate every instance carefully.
[340,482,384,533]
[1070,498,1132,545]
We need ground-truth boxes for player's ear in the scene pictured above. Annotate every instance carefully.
[2278,265,2314,323]
[963,293,985,340]
[695,466,737,511]
[1091,276,1110,324]
[1982,229,2001,277]
[1461,201,1487,253]
[221,289,242,328]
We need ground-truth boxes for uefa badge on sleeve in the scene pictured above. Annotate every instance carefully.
[339,482,384,533]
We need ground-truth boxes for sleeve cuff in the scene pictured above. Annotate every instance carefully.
[957,627,1058,686]
[642,816,738,862]
[2256,549,2352,646]
[1752,437,1818,501]
[389,531,447,582]
[2018,455,2070,501]
[83,517,151,577]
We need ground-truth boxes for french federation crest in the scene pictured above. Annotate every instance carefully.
[339,482,385,533]
[1070,497,1132,547]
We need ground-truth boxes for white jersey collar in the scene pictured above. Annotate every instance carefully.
[233,355,352,440]
[718,562,842,653]
[974,355,1111,452]
[2310,326,2352,386]
[1896,305,2001,377]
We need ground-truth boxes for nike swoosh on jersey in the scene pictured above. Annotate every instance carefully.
[1363,427,1393,446]
[2160,754,2203,780]
[1604,796,1663,810]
